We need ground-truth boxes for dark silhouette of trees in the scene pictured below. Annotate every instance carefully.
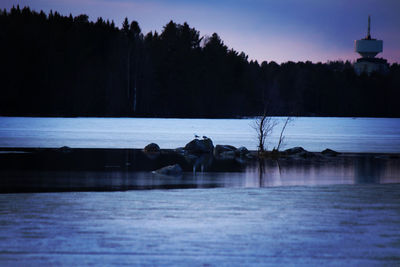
[122,17,143,115]
[0,6,399,118]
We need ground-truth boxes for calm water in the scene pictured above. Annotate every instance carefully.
[0,116,400,152]
[2,154,400,191]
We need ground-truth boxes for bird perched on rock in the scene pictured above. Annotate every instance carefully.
[194,134,199,139]
[202,136,208,139]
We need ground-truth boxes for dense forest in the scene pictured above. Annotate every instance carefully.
[1,6,399,118]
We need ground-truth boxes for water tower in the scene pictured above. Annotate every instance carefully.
[354,16,388,75]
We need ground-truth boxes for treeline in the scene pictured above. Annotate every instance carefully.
[1,6,399,118]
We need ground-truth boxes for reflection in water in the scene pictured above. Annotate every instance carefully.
[1,154,399,192]
[0,148,399,192]
[354,157,384,184]
[185,153,214,174]
[258,159,265,188]
[248,156,400,187]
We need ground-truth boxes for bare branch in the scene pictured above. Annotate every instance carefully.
[252,110,277,153]
[276,117,294,151]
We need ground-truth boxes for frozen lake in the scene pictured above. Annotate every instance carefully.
[1,117,400,265]
[0,117,400,152]
[0,149,399,265]
[1,186,399,266]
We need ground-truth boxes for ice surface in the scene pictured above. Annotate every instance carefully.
[0,186,399,265]
[0,117,399,152]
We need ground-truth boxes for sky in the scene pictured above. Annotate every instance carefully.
[2,0,399,64]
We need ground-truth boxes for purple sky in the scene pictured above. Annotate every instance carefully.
[2,0,399,63]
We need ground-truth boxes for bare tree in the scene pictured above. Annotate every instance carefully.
[276,117,293,151]
[253,111,277,154]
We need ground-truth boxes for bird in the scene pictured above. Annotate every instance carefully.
[202,135,208,139]
[194,134,199,139]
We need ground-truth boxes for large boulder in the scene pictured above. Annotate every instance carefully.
[57,146,72,153]
[321,148,339,156]
[284,147,319,159]
[184,138,214,154]
[153,164,183,176]
[174,147,185,154]
[190,154,213,173]
[297,151,317,159]
[237,146,249,156]
[214,145,237,156]
[144,143,160,153]
[284,147,306,155]
[218,150,236,160]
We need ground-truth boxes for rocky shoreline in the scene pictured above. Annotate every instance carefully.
[0,137,399,175]
[1,138,399,193]
[145,138,399,176]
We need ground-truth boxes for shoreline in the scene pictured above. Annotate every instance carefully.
[1,146,399,193]
[0,146,399,156]
[0,146,399,174]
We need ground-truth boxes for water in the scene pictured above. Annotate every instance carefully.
[1,150,399,265]
[1,147,399,192]
[1,186,399,266]
[2,153,400,192]
[1,117,400,265]
[0,117,400,152]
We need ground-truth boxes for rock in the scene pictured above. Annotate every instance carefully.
[58,146,72,153]
[246,152,256,159]
[191,154,213,173]
[297,151,317,159]
[144,143,160,153]
[144,152,160,160]
[184,138,214,154]
[174,147,185,154]
[214,145,237,156]
[321,148,339,156]
[237,146,249,156]
[218,150,236,160]
[284,147,306,155]
[283,147,319,159]
[184,153,199,163]
[153,164,183,176]
[235,157,248,164]
[143,143,161,160]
